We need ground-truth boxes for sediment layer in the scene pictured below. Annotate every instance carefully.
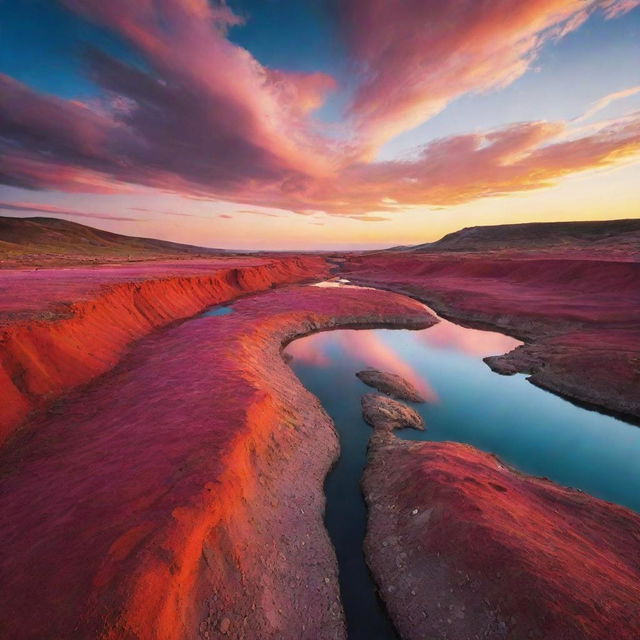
[363,436,640,640]
[342,253,640,420]
[0,256,328,443]
[0,285,435,640]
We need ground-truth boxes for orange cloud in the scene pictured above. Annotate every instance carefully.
[340,0,640,153]
[253,114,640,214]
[1,0,639,220]
[0,201,140,222]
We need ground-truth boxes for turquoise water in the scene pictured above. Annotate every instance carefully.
[285,314,640,639]
[200,305,234,317]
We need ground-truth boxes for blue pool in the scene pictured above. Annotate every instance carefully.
[285,310,640,638]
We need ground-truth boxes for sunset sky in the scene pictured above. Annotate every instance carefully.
[1,0,639,249]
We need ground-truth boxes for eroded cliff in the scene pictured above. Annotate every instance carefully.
[0,285,435,639]
[0,256,328,443]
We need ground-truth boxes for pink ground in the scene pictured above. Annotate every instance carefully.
[364,438,640,640]
[0,284,433,640]
[0,258,267,324]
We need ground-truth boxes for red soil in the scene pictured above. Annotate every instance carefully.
[0,285,434,640]
[0,259,265,322]
[342,252,640,419]
[0,257,328,443]
[363,437,640,640]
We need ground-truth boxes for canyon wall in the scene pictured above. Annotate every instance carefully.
[0,256,328,443]
[0,285,434,639]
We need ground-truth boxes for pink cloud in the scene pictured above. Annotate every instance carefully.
[339,0,640,153]
[600,0,640,18]
[574,85,640,123]
[128,208,204,218]
[0,0,638,218]
[64,0,339,178]
[249,114,640,214]
[0,148,137,194]
[0,0,340,198]
[0,201,140,222]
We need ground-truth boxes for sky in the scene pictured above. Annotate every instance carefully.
[0,0,639,250]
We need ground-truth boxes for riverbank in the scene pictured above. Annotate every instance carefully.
[363,435,640,640]
[0,256,328,443]
[342,251,640,421]
[0,285,434,639]
[288,317,640,640]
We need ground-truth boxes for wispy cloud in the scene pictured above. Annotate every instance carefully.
[0,0,638,218]
[250,114,640,214]
[600,0,640,18]
[338,0,640,154]
[235,209,284,218]
[574,85,640,123]
[129,207,206,218]
[346,215,390,222]
[0,201,140,222]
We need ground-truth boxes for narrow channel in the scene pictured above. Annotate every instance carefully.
[284,301,640,638]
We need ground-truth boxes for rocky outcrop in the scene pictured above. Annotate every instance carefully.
[0,256,329,444]
[342,252,640,421]
[356,369,426,402]
[361,393,424,431]
[0,285,435,640]
[362,437,640,640]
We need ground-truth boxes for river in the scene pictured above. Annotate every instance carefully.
[285,297,640,639]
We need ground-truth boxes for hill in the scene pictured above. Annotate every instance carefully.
[0,216,230,266]
[404,218,640,254]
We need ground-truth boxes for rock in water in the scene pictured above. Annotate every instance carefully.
[361,393,424,431]
[356,369,426,402]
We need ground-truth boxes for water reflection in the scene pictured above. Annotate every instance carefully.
[417,318,522,357]
[286,314,640,639]
[287,319,640,512]
[200,305,234,317]
[301,330,439,403]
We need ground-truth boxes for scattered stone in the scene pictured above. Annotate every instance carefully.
[219,617,230,634]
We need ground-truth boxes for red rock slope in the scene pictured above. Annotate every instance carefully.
[343,252,640,420]
[0,256,328,443]
[363,437,640,640]
[0,285,434,640]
